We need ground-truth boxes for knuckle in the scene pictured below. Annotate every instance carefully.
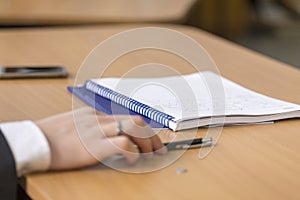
[132,115,146,126]
[117,136,131,150]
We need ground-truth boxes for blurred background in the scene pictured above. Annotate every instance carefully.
[0,0,299,69]
[186,0,300,69]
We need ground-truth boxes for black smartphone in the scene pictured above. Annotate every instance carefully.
[0,66,68,79]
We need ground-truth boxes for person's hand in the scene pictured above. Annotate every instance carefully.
[35,108,167,170]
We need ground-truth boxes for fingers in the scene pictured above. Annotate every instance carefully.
[74,109,167,156]
[127,135,167,156]
[40,108,167,171]
[149,134,167,155]
[83,122,119,139]
[120,116,153,138]
[95,114,147,128]
[115,116,167,155]
[110,136,140,164]
[93,136,140,164]
[129,137,154,156]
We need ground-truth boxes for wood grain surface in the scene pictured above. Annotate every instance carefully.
[0,24,299,200]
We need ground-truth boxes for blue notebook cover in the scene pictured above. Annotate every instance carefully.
[67,86,165,129]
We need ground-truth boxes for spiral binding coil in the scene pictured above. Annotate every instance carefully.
[86,80,174,127]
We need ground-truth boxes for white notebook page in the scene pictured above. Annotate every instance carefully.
[91,71,300,121]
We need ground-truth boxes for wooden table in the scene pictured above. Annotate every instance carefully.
[0,25,299,200]
[0,0,196,25]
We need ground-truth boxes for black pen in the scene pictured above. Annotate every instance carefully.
[163,137,213,150]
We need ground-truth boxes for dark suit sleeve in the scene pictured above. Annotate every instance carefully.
[0,129,17,200]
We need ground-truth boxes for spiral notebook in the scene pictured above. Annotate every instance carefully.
[68,71,300,131]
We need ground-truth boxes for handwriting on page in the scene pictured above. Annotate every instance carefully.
[97,71,299,120]
[139,93,298,119]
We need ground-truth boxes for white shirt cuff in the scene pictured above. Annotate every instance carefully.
[0,120,51,176]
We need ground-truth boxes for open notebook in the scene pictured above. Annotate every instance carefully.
[68,71,300,131]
